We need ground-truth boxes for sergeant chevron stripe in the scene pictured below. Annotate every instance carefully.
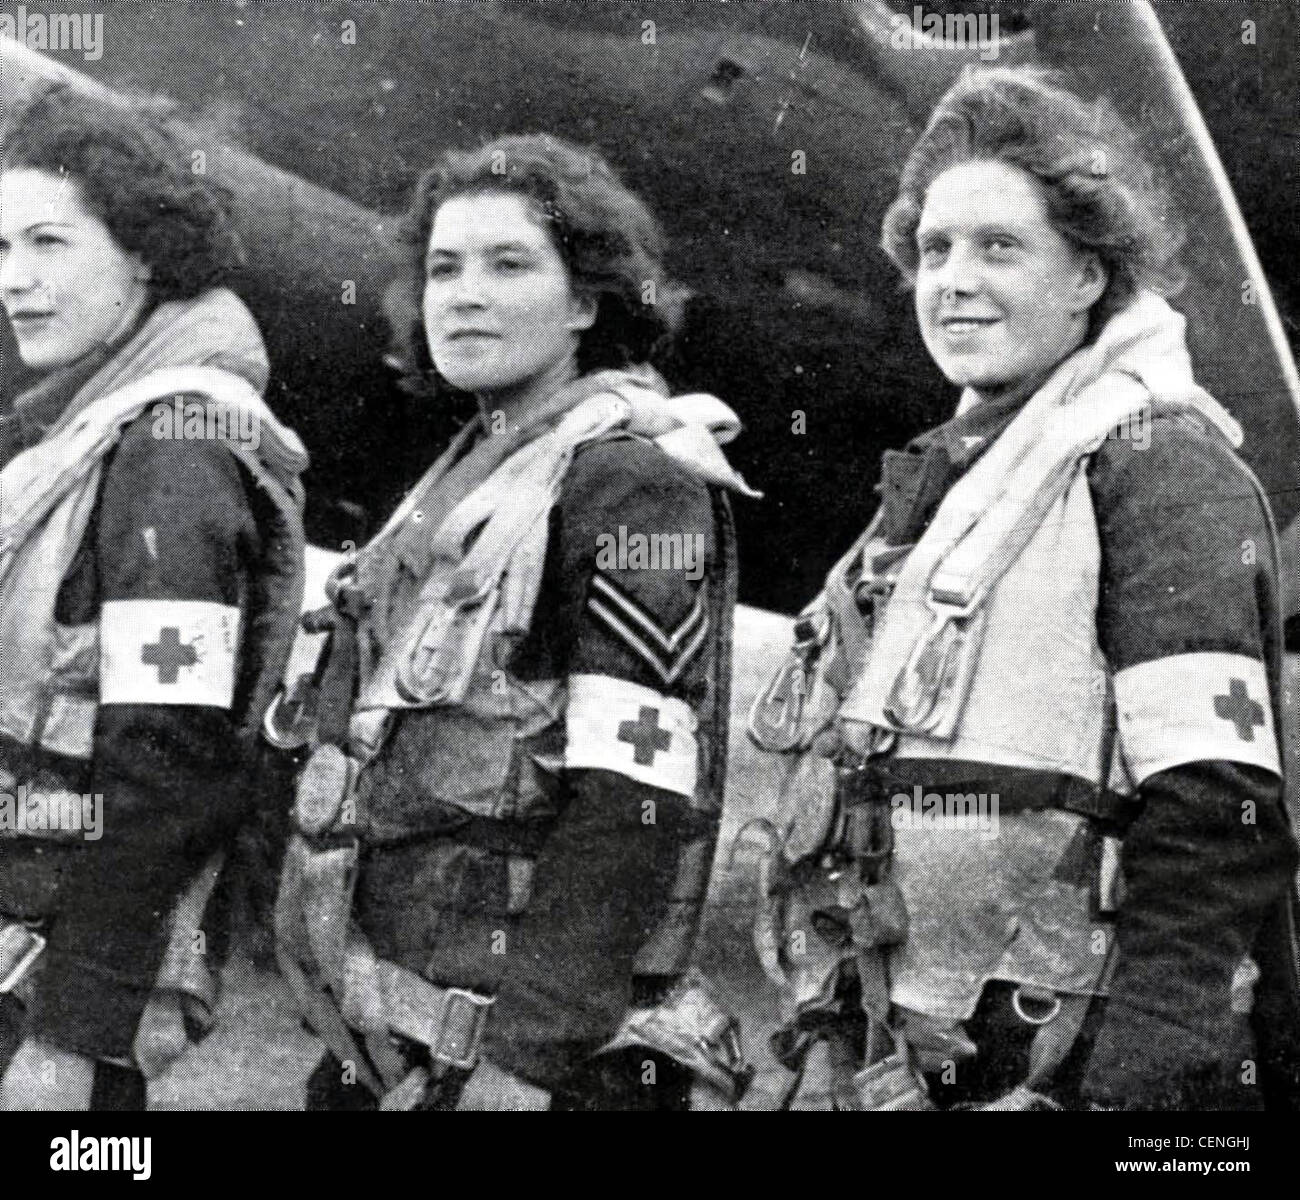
[587,570,709,685]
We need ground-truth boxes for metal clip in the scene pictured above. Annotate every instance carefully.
[262,671,320,751]
[882,595,975,733]
[747,656,810,752]
[853,573,898,635]
[0,924,46,995]
[432,988,495,1071]
[747,610,831,752]
[325,558,362,611]
[396,573,496,705]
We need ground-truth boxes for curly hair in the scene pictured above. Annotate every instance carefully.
[388,133,682,390]
[881,66,1185,331]
[1,82,243,302]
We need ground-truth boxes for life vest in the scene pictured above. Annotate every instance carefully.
[0,365,305,767]
[276,382,742,1096]
[0,365,307,1075]
[751,371,1281,1027]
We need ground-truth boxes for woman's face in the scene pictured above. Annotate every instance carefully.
[0,168,152,373]
[423,190,596,398]
[914,158,1106,394]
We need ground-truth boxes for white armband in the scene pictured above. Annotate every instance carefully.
[565,674,699,798]
[100,599,240,708]
[1114,651,1280,784]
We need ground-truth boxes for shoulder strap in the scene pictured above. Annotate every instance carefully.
[928,378,1151,615]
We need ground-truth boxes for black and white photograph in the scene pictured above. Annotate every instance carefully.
[0,0,1297,1175]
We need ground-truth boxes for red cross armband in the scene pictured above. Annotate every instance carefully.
[100,599,241,708]
[1113,651,1281,784]
[564,674,699,798]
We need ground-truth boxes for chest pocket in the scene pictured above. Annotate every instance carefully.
[360,630,566,839]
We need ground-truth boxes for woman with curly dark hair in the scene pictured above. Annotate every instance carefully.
[0,83,309,1109]
[274,132,756,1111]
[384,134,682,393]
[749,66,1299,1111]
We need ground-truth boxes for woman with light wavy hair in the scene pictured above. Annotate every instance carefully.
[749,65,1299,1111]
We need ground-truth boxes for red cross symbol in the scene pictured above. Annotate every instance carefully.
[618,706,672,765]
[141,627,197,684]
[1213,678,1265,742]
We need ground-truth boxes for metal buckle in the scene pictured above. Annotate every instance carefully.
[854,1053,933,1111]
[882,596,975,733]
[431,988,494,1071]
[0,924,46,995]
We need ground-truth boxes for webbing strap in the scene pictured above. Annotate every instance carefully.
[342,948,493,1072]
[367,398,629,710]
[927,380,1150,612]
[134,850,225,1079]
[1025,992,1093,1092]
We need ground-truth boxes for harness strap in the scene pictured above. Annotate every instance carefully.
[133,850,225,1079]
[927,378,1150,613]
[341,946,494,1073]
[275,829,493,1098]
[873,381,1154,736]
[1025,991,1093,1092]
[435,815,550,858]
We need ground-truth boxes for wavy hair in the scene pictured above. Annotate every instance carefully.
[1,82,243,302]
[388,133,682,392]
[881,66,1185,331]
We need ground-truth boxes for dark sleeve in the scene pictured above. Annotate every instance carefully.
[478,438,719,1090]
[32,414,262,1060]
[1081,419,1299,1109]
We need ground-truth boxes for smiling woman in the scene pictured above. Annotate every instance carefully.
[908,158,1108,397]
[881,66,1185,339]
[0,83,308,1112]
[748,66,1300,1112]
[0,170,153,373]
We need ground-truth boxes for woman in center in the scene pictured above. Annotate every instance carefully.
[277,134,755,1110]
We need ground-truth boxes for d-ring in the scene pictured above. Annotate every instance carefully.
[1011,986,1062,1026]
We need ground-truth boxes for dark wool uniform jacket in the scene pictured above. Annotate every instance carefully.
[0,410,265,1061]
[353,435,725,1093]
[878,395,1300,1110]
